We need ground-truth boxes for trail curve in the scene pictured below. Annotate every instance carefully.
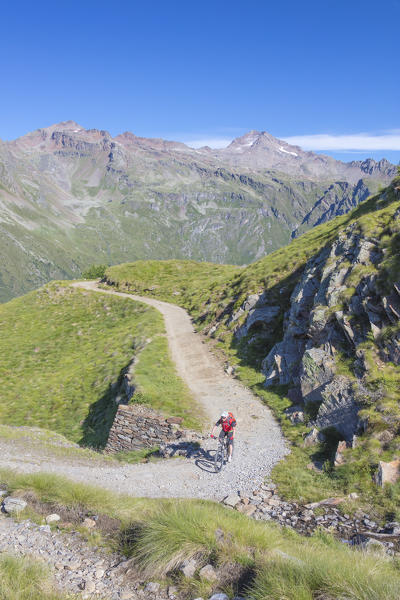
[0,281,287,501]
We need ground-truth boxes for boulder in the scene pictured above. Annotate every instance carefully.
[305,497,344,509]
[334,440,348,466]
[348,492,359,500]
[223,494,241,507]
[209,595,229,600]
[45,513,61,524]
[300,347,336,405]
[82,517,96,529]
[376,459,400,487]
[384,521,400,535]
[284,405,304,424]
[266,497,280,507]
[2,497,27,514]
[180,558,197,577]
[225,365,235,376]
[166,417,183,425]
[199,564,217,581]
[243,294,261,311]
[351,534,385,552]
[315,376,360,441]
[237,504,257,516]
[334,311,357,346]
[95,568,105,579]
[144,582,161,593]
[385,335,400,365]
[303,428,319,447]
[168,586,178,599]
[374,430,395,446]
[241,305,280,333]
[232,291,280,339]
[84,581,96,593]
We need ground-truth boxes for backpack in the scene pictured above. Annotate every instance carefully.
[222,412,236,432]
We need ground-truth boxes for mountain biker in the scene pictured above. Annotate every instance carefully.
[210,411,236,462]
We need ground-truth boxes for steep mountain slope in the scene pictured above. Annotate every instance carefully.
[0,121,396,302]
[106,176,400,510]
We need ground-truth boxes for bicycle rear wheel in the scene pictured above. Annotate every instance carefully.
[214,442,224,472]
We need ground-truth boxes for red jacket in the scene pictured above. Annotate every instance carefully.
[217,414,236,433]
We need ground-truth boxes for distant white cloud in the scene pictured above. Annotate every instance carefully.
[282,131,400,151]
[183,130,400,152]
[185,138,232,149]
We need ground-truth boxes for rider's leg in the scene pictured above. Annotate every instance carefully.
[227,433,234,460]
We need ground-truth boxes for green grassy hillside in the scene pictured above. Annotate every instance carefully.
[105,177,400,516]
[105,259,240,311]
[0,283,198,446]
[106,179,400,337]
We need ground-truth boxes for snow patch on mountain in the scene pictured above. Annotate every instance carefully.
[278,146,298,157]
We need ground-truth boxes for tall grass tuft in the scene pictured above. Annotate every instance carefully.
[0,554,71,600]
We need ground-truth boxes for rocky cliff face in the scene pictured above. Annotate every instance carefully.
[203,180,400,471]
[0,122,396,302]
[262,222,395,441]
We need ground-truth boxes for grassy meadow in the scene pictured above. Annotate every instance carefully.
[0,282,199,447]
[105,259,240,316]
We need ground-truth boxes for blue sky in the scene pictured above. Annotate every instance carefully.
[1,0,399,162]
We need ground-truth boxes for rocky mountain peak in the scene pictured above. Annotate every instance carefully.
[225,130,263,151]
[224,129,304,160]
[53,120,84,131]
[36,121,85,136]
[356,157,396,176]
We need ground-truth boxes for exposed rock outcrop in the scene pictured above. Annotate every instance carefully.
[376,460,400,487]
[230,292,280,339]
[228,191,400,449]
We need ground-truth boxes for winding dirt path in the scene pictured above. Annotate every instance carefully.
[0,282,287,500]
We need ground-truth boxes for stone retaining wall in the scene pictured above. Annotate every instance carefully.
[105,403,187,453]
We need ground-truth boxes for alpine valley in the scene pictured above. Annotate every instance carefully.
[0,120,396,302]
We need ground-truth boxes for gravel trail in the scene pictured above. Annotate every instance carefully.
[0,282,287,500]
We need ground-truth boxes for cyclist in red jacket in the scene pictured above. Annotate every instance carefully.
[210,411,236,462]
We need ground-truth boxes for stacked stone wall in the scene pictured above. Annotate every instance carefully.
[105,403,187,453]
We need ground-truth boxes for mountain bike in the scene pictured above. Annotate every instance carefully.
[212,434,230,472]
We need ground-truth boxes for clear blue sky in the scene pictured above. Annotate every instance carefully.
[1,0,399,162]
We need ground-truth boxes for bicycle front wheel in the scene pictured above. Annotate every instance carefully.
[214,443,224,472]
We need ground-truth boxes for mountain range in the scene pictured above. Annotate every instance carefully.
[0,120,396,302]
